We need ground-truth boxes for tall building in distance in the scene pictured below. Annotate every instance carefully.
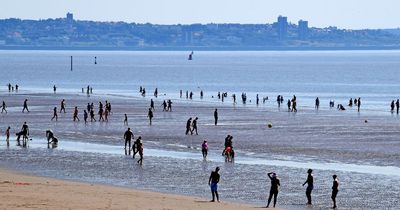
[298,20,309,40]
[66,12,74,21]
[276,16,288,40]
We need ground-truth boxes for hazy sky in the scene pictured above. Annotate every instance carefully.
[1,0,399,29]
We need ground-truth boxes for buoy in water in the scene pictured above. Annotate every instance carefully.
[267,123,273,128]
[364,120,368,123]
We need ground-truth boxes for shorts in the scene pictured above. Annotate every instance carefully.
[210,183,218,192]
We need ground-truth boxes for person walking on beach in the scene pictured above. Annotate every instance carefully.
[266,172,280,208]
[1,101,7,113]
[124,128,134,155]
[185,118,192,135]
[53,85,56,94]
[136,137,143,165]
[5,126,10,147]
[132,136,141,159]
[396,99,399,114]
[331,174,339,209]
[98,107,104,121]
[73,107,80,121]
[90,109,96,122]
[124,114,128,125]
[22,99,29,112]
[191,117,198,135]
[83,110,88,124]
[51,107,58,121]
[208,167,220,202]
[202,140,208,159]
[180,90,183,98]
[315,97,320,110]
[357,97,361,112]
[214,109,218,126]
[147,108,153,125]
[154,88,158,97]
[60,99,66,113]
[167,100,173,111]
[287,99,291,112]
[302,169,314,205]
[15,84,18,92]
[8,83,11,92]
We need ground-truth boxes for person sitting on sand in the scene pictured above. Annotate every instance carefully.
[337,104,346,111]
[208,167,220,202]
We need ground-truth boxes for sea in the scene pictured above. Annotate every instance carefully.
[0,50,399,209]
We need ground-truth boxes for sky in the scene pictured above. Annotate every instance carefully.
[1,0,399,29]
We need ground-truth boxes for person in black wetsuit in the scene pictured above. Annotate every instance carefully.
[266,172,280,208]
[214,109,218,126]
[302,169,314,205]
[185,118,192,135]
[331,174,339,209]
[124,128,134,155]
[208,167,220,202]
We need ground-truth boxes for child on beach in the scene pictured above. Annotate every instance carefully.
[137,138,143,165]
[201,140,208,159]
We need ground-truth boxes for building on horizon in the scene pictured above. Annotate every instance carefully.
[298,20,309,40]
[66,12,73,21]
[276,16,288,40]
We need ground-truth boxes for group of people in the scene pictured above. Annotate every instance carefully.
[266,169,339,209]
[185,117,199,135]
[208,167,340,209]
[7,83,19,92]
[390,99,400,114]
[123,128,144,165]
[222,135,234,162]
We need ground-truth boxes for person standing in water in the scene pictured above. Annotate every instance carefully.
[150,99,155,111]
[51,107,58,121]
[147,108,153,125]
[214,109,218,126]
[1,101,7,113]
[90,109,96,122]
[201,140,208,159]
[396,99,399,114]
[22,99,29,112]
[266,172,280,208]
[60,99,66,113]
[5,126,10,147]
[391,100,395,113]
[357,97,361,112]
[315,98,320,110]
[124,128,134,155]
[331,174,339,209]
[83,110,88,124]
[208,167,220,202]
[53,85,57,94]
[137,137,143,165]
[73,107,80,121]
[302,169,314,205]
[124,114,128,125]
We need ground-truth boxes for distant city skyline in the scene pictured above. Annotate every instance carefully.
[1,0,399,29]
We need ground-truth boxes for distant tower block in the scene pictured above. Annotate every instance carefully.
[298,20,309,40]
[66,12,74,21]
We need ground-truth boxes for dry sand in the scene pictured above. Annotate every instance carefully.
[0,169,281,210]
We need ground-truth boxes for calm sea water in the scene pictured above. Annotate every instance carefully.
[1,50,400,112]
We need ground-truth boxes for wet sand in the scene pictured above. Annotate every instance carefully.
[1,90,400,209]
[0,169,272,210]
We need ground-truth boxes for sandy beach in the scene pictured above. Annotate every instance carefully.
[0,169,275,210]
[0,89,399,209]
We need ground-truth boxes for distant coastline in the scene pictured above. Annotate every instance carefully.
[1,45,400,51]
